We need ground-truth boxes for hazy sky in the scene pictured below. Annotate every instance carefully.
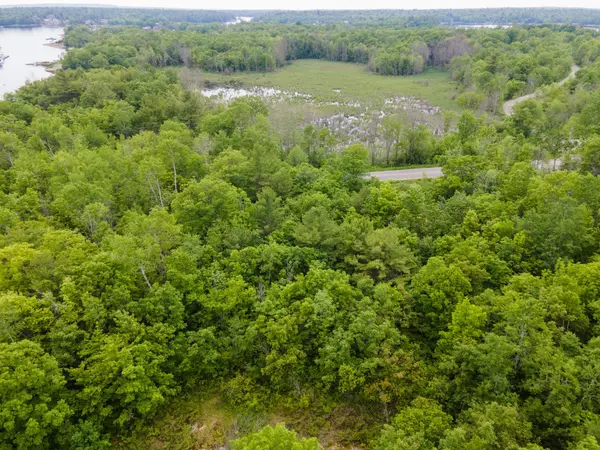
[2,0,600,10]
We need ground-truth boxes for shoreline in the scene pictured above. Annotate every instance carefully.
[0,24,63,29]
[38,38,66,73]
[0,27,66,98]
[26,60,62,74]
[44,41,66,50]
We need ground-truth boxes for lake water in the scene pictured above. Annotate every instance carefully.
[453,24,512,29]
[0,27,64,98]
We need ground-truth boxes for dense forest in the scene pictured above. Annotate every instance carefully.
[2,6,600,27]
[3,11,600,450]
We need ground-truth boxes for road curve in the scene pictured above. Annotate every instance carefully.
[503,64,580,116]
[370,167,443,181]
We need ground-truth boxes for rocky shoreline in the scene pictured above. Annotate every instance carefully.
[44,41,65,50]
[26,60,61,74]
[25,39,64,74]
[38,38,65,73]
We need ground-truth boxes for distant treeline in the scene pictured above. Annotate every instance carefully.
[2,6,600,28]
[0,7,238,27]
[61,25,482,75]
[252,8,600,26]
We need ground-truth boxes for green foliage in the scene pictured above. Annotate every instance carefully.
[375,397,451,450]
[439,403,533,449]
[0,340,71,449]
[230,424,320,450]
[2,19,600,450]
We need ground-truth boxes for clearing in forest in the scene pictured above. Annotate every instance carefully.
[200,59,459,111]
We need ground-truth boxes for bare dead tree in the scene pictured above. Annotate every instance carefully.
[273,37,288,67]
[180,67,204,91]
[140,265,152,288]
[430,35,472,67]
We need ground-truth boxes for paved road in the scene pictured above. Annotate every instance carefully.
[370,167,443,181]
[503,64,580,116]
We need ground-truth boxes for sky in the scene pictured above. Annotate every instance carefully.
[1,0,600,10]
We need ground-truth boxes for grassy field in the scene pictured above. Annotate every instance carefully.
[201,60,459,111]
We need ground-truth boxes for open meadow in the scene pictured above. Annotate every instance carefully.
[201,60,459,111]
[197,60,459,151]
